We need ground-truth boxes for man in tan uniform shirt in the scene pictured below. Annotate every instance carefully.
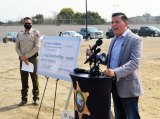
[16,17,41,106]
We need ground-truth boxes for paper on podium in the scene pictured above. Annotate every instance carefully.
[21,61,34,73]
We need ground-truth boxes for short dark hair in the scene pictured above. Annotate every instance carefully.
[23,17,32,21]
[112,12,128,21]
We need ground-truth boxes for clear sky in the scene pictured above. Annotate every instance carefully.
[0,0,160,22]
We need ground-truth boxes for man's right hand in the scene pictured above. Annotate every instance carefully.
[20,56,29,65]
[86,45,93,57]
[20,56,27,61]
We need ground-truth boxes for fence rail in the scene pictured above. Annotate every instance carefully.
[1,18,160,25]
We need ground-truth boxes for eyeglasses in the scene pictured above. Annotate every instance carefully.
[24,23,31,25]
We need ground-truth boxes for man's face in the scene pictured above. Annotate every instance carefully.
[111,15,128,37]
[24,19,32,30]
[24,19,32,25]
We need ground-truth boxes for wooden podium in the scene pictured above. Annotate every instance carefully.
[70,72,112,119]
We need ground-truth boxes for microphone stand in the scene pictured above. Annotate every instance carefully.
[89,60,92,69]
[88,49,95,76]
[89,48,100,77]
[93,51,97,68]
[89,49,95,70]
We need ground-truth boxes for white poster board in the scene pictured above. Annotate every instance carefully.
[37,36,80,81]
[61,110,74,119]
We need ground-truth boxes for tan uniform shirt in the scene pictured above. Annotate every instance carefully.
[16,29,41,58]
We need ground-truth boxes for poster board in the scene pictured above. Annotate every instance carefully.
[61,110,74,119]
[37,36,80,81]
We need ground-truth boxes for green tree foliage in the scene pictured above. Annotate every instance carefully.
[57,8,74,19]
[57,8,74,24]
[32,14,44,24]
[57,8,105,25]
[82,11,105,25]
[1,8,106,25]
[74,12,84,24]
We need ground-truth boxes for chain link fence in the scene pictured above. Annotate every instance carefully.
[0,18,106,25]
[1,18,160,25]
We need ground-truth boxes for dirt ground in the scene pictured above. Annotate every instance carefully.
[0,37,160,119]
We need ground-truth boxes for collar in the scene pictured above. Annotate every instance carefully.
[122,28,130,37]
[24,28,33,34]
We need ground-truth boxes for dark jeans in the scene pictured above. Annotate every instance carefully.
[20,56,39,102]
[112,81,140,119]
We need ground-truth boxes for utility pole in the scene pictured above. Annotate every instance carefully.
[113,0,119,12]
[85,0,88,40]
[113,4,119,12]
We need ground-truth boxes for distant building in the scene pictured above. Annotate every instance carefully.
[129,16,160,24]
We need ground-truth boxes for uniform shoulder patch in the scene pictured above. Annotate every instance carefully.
[32,29,41,39]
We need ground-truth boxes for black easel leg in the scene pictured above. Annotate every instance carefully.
[52,78,59,119]
[36,76,49,119]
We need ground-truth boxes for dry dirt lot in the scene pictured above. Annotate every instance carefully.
[0,37,160,119]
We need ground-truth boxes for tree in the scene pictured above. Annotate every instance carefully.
[57,8,74,24]
[56,8,106,25]
[32,14,44,24]
[74,12,84,24]
[84,11,105,25]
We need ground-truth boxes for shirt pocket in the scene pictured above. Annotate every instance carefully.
[30,34,35,41]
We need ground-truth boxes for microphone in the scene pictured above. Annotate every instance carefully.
[90,38,103,51]
[84,48,101,64]
[97,53,107,65]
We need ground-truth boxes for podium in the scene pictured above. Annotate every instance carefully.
[70,72,112,119]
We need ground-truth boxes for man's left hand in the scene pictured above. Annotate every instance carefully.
[103,69,115,77]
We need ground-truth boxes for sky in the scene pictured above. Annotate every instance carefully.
[0,0,160,22]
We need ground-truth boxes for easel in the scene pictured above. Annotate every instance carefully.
[36,76,74,119]
[64,84,73,110]
[36,76,59,119]
[61,83,74,119]
[36,36,81,119]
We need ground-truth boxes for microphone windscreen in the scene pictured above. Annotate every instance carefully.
[98,53,107,64]
[96,39,103,46]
